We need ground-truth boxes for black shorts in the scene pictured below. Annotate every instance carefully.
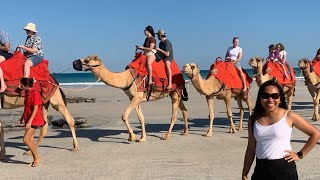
[30,121,46,129]
[252,158,298,180]
[0,51,13,60]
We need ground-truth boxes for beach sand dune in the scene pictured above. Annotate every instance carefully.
[0,81,319,180]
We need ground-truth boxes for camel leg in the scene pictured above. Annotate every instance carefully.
[23,103,50,155]
[134,104,146,142]
[122,97,141,142]
[286,88,293,111]
[235,96,244,131]
[50,89,79,151]
[0,122,5,159]
[224,98,237,133]
[203,96,214,137]
[312,90,320,121]
[162,93,180,140]
[178,100,189,136]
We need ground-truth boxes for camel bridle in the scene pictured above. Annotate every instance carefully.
[187,64,199,79]
[82,60,101,71]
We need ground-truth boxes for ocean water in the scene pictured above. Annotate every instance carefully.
[53,68,303,86]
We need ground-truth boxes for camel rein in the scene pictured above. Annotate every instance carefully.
[48,78,101,92]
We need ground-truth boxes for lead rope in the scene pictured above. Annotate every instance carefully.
[48,78,101,92]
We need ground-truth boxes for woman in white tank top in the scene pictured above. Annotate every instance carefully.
[242,80,320,180]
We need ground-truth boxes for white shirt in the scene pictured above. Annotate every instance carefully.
[279,50,287,61]
[227,46,242,61]
[253,111,292,159]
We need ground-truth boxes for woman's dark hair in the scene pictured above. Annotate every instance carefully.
[268,44,276,53]
[233,37,239,42]
[317,48,320,55]
[251,79,287,121]
[20,78,34,87]
[145,25,155,37]
[277,43,285,51]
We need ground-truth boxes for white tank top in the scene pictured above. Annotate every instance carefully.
[253,111,292,159]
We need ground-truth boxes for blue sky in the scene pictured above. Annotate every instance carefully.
[1,0,319,73]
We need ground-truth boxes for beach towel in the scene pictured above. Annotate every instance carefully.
[207,60,252,90]
[262,61,296,85]
[127,53,185,93]
[0,51,57,104]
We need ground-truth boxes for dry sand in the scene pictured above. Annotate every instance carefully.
[0,81,319,180]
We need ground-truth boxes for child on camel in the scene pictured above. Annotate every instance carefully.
[267,44,288,79]
[137,25,157,87]
[18,78,45,167]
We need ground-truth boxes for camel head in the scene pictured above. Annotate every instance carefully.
[182,63,200,79]
[248,56,264,68]
[298,58,310,71]
[73,55,102,71]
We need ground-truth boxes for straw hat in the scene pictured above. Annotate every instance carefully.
[23,22,37,32]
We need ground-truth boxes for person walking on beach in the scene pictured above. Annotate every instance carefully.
[242,80,320,180]
[156,29,174,90]
[136,25,157,86]
[225,37,247,95]
[18,22,44,78]
[0,28,13,93]
[18,78,45,167]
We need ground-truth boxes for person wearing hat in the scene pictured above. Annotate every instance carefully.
[156,29,174,90]
[18,22,44,78]
[0,28,13,92]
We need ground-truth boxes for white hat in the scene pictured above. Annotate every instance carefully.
[23,22,37,32]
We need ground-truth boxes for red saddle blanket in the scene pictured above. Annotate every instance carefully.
[207,61,252,90]
[262,61,296,85]
[0,51,57,103]
[127,53,185,92]
[311,60,320,77]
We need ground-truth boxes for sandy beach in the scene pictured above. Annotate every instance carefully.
[0,81,319,180]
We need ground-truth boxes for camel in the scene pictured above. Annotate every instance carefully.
[0,85,79,157]
[72,55,188,142]
[182,63,253,135]
[249,57,295,110]
[298,58,320,121]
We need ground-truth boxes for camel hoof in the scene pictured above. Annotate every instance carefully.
[236,127,243,131]
[23,151,32,156]
[136,139,146,143]
[202,133,212,137]
[128,134,136,142]
[228,130,237,133]
[161,136,170,140]
[71,147,80,152]
[180,131,189,136]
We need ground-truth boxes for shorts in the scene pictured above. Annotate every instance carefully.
[145,49,157,57]
[233,61,241,67]
[30,121,46,129]
[0,51,13,60]
[252,158,298,180]
[27,55,43,66]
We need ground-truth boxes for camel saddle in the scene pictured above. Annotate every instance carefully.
[311,60,320,77]
[126,53,185,94]
[0,51,57,106]
[207,58,253,94]
[262,60,296,86]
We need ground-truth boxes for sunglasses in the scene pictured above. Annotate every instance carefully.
[261,93,280,99]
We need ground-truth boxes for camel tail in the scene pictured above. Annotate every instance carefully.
[51,75,68,106]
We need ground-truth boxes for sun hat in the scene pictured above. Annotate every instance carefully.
[23,22,37,32]
[156,29,166,36]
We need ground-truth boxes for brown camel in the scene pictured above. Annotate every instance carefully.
[248,57,295,110]
[0,86,79,157]
[72,55,188,142]
[182,63,253,135]
[298,58,320,121]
